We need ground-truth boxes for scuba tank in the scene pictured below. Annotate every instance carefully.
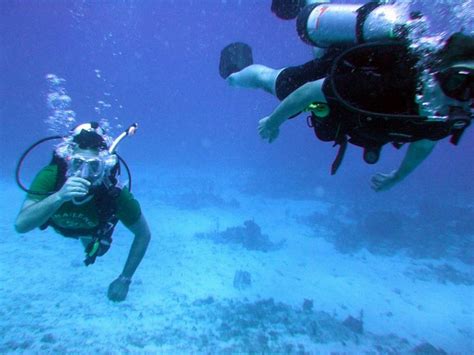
[271,0,327,20]
[297,2,415,47]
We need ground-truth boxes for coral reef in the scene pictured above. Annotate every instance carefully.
[404,263,474,286]
[412,342,448,354]
[196,220,285,252]
[165,297,411,353]
[1,295,421,353]
[300,202,474,264]
[342,315,364,334]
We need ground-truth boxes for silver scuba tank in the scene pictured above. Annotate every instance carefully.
[271,0,329,20]
[297,2,412,47]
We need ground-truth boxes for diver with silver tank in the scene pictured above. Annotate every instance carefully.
[219,1,473,190]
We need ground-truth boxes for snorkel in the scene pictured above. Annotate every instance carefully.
[108,123,138,154]
[16,122,139,196]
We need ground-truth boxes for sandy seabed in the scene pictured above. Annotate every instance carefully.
[1,167,472,354]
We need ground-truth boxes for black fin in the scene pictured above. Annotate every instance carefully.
[271,0,303,20]
[219,42,253,79]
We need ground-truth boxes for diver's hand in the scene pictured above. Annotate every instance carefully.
[258,116,280,143]
[107,276,131,302]
[56,177,91,202]
[371,170,400,192]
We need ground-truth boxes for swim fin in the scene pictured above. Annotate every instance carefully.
[219,42,253,79]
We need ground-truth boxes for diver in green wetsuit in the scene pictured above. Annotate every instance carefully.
[15,122,151,302]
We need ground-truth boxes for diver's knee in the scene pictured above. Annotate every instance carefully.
[226,64,280,92]
[252,65,277,79]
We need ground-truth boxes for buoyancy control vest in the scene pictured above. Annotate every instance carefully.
[40,154,122,265]
[309,41,472,174]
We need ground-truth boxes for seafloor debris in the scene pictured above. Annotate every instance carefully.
[0,295,446,353]
[196,220,285,252]
[302,299,313,312]
[412,342,448,354]
[128,297,415,352]
[233,270,252,290]
[343,315,364,334]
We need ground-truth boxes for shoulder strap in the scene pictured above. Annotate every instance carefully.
[94,185,121,226]
[52,154,68,191]
[83,186,122,266]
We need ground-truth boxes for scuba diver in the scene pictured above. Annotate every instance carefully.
[15,122,151,302]
[219,1,473,191]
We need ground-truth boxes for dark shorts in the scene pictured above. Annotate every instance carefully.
[275,60,327,100]
[274,47,345,101]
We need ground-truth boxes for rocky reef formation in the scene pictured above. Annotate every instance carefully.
[196,220,285,252]
[301,201,474,265]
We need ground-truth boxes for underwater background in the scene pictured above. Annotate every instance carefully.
[1,0,473,353]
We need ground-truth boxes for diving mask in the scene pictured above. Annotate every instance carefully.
[67,151,117,184]
[437,66,474,102]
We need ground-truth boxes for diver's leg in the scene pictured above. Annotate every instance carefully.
[227,64,285,96]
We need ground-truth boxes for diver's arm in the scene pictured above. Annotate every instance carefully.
[371,140,437,191]
[15,195,65,233]
[269,78,327,128]
[396,140,437,179]
[15,177,91,233]
[107,214,150,302]
[259,78,326,142]
[119,214,151,280]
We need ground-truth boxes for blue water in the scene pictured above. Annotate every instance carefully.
[1,0,473,353]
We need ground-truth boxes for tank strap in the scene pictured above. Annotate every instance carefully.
[331,135,347,175]
[83,187,121,266]
[448,109,472,145]
[450,125,469,145]
[52,154,68,191]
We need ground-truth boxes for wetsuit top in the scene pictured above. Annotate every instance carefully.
[27,164,142,234]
